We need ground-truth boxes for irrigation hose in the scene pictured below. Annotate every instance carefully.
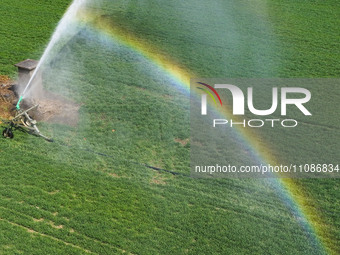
[1,111,187,176]
[52,139,189,177]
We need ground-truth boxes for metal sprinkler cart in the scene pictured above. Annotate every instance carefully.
[2,103,52,142]
[1,59,52,141]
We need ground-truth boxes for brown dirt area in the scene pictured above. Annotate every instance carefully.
[174,138,189,146]
[27,91,80,127]
[0,75,16,119]
[0,75,80,126]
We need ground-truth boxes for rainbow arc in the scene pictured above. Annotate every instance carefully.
[74,9,333,254]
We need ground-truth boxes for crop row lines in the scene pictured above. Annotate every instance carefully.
[0,205,134,255]
[0,217,96,254]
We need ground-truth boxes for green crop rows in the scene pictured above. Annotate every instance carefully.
[0,0,339,254]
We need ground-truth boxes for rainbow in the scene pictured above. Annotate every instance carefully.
[76,9,333,254]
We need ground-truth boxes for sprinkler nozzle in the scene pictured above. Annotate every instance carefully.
[16,96,23,110]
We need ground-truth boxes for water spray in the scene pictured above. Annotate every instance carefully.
[4,0,87,140]
[16,0,86,111]
[15,67,38,110]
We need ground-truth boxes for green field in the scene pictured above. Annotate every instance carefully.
[0,0,339,254]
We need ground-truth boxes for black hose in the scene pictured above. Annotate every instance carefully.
[54,140,189,177]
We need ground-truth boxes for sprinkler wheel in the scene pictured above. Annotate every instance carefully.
[2,128,13,139]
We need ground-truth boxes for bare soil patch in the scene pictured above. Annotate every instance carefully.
[0,75,16,119]
[26,91,80,126]
[0,75,80,126]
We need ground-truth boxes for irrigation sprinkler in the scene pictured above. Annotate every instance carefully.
[2,103,52,142]
[0,59,52,141]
